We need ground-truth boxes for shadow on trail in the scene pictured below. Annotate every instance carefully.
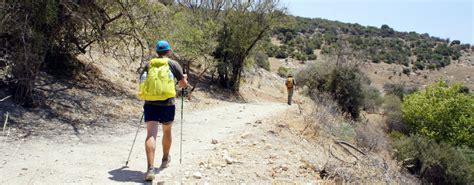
[108,166,146,183]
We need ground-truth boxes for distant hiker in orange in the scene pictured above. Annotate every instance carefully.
[285,74,296,105]
[138,40,188,181]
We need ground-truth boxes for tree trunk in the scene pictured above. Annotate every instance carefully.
[230,56,244,92]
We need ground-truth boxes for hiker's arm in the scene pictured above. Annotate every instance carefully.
[169,60,188,89]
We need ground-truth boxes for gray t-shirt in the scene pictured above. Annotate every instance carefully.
[141,58,184,106]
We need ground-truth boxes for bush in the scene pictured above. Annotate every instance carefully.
[392,134,474,184]
[307,54,317,60]
[361,85,382,112]
[277,66,291,77]
[304,47,314,55]
[274,48,289,59]
[298,62,366,119]
[326,66,366,119]
[403,81,474,147]
[402,68,411,76]
[434,44,452,56]
[255,52,270,71]
[383,83,417,100]
[266,44,278,57]
[427,64,437,70]
[383,95,407,133]
[415,61,425,70]
[450,40,461,46]
[294,53,307,61]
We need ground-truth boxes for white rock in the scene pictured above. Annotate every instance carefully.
[193,172,203,179]
[224,155,235,164]
[211,139,218,144]
[240,133,252,139]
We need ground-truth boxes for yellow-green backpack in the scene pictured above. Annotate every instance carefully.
[138,58,176,101]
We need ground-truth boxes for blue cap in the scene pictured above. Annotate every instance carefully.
[156,40,171,52]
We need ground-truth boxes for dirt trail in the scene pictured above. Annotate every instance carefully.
[0,101,289,184]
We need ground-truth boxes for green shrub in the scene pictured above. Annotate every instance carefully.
[304,47,314,55]
[266,44,278,57]
[307,54,317,60]
[392,134,474,184]
[255,52,270,71]
[459,147,474,165]
[297,62,366,119]
[277,66,291,77]
[372,57,380,63]
[327,66,365,119]
[403,81,474,147]
[415,61,425,70]
[434,44,452,56]
[274,48,288,59]
[294,53,307,61]
[383,95,407,133]
[383,83,417,100]
[402,68,411,76]
[427,64,437,70]
[361,85,383,112]
[450,40,461,46]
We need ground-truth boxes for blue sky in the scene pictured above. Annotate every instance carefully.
[282,0,473,44]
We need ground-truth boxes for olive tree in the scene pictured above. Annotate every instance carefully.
[212,0,286,91]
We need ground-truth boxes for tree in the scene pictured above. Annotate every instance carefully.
[403,81,474,147]
[381,24,395,37]
[212,0,285,91]
[2,1,152,105]
[160,6,220,74]
[450,40,461,46]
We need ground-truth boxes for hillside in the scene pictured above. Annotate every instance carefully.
[266,16,472,72]
[266,15,474,92]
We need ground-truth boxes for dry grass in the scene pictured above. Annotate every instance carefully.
[290,91,417,184]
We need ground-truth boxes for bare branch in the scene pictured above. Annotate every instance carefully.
[0,96,11,102]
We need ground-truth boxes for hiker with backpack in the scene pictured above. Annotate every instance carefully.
[285,74,296,105]
[138,40,188,181]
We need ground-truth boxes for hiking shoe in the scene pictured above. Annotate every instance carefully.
[144,167,155,181]
[160,156,171,169]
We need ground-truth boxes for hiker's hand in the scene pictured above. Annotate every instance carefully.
[178,74,188,89]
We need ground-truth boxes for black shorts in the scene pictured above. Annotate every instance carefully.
[143,104,175,124]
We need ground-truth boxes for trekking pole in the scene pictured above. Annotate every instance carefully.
[180,88,185,164]
[125,113,144,167]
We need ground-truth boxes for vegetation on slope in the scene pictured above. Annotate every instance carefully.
[267,16,471,70]
[1,0,285,106]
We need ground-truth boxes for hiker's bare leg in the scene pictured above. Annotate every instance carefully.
[162,123,172,161]
[145,121,159,169]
